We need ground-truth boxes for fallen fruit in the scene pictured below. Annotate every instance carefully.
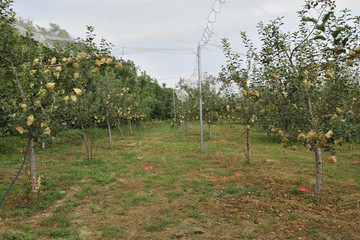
[234,173,240,177]
[144,166,153,170]
[299,188,308,193]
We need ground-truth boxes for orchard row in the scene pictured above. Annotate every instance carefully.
[172,1,360,195]
[0,1,173,196]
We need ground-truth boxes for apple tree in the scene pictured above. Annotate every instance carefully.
[225,0,360,195]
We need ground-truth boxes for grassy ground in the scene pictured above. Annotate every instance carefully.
[0,122,359,239]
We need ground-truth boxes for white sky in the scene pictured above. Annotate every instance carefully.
[12,0,360,88]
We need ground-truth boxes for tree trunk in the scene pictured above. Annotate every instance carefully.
[314,146,322,196]
[208,122,212,140]
[129,119,133,135]
[29,138,37,198]
[183,120,186,132]
[41,139,45,151]
[306,96,322,195]
[117,122,125,140]
[349,133,353,152]
[106,108,112,149]
[80,118,91,160]
[246,127,251,164]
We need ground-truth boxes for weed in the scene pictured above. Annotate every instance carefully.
[131,195,151,206]
[102,225,124,238]
[143,215,175,232]
[1,231,36,240]
[246,234,255,239]
[224,187,239,195]
[91,204,102,213]
[243,187,262,196]
[308,225,318,238]
[35,228,47,235]
[24,224,32,232]
[55,200,75,213]
[185,208,202,220]
[286,186,300,195]
[49,229,72,238]
[291,204,300,210]
[0,210,6,218]
[117,203,130,215]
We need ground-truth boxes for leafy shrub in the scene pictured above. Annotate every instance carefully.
[0,135,23,154]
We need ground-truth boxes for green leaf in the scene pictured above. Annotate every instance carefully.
[332,31,340,39]
[302,17,318,24]
[313,35,326,41]
[336,27,346,32]
[315,24,325,32]
[342,38,349,47]
[334,38,341,45]
[322,12,333,24]
[331,27,345,39]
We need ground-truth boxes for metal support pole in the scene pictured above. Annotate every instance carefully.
[173,88,176,127]
[197,46,204,152]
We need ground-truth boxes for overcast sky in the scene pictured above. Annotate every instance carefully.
[12,0,360,88]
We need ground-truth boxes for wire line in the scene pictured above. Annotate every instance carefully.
[0,137,32,207]
[198,0,226,48]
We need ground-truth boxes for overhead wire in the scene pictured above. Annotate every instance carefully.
[101,0,228,85]
[210,33,247,56]
[186,0,225,87]
[110,0,269,82]
[251,0,270,16]
[183,56,199,85]
[112,46,195,56]
[156,55,198,86]
[198,0,226,48]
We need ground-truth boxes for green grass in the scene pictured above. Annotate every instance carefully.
[0,231,37,240]
[143,214,177,232]
[41,214,71,228]
[0,122,359,239]
[101,225,124,238]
